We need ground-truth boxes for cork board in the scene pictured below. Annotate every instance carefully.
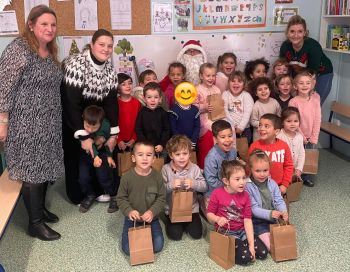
[4,0,150,36]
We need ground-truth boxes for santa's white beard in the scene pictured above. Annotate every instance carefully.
[178,54,205,86]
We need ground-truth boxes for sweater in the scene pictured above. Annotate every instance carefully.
[248,139,294,188]
[215,72,229,93]
[117,97,141,144]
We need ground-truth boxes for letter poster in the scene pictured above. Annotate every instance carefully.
[193,0,266,30]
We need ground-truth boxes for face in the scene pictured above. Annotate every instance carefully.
[287,24,306,48]
[169,67,185,86]
[215,128,234,152]
[174,82,197,105]
[250,159,270,183]
[170,148,190,170]
[30,13,57,47]
[223,169,246,194]
[274,64,288,77]
[258,118,279,143]
[132,144,155,172]
[251,64,266,79]
[283,113,300,133]
[144,89,161,110]
[119,79,133,96]
[200,67,216,87]
[295,75,312,97]
[229,77,244,96]
[83,121,100,134]
[90,35,113,62]
[185,49,202,56]
[221,57,236,76]
[141,74,158,87]
[278,77,292,96]
[256,84,271,102]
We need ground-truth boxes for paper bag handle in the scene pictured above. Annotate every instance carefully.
[133,220,146,229]
[216,222,230,236]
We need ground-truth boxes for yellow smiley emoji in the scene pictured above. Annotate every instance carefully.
[174,82,197,106]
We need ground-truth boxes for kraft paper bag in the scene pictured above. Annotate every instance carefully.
[286,176,303,203]
[152,156,164,172]
[190,151,197,164]
[209,229,235,270]
[170,190,193,223]
[236,137,249,162]
[207,94,226,121]
[303,149,319,174]
[128,222,155,266]
[118,152,134,176]
[270,221,298,262]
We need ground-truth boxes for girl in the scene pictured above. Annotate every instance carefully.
[271,58,289,80]
[215,52,237,93]
[250,77,281,141]
[161,135,207,241]
[289,71,321,187]
[193,63,222,169]
[207,160,268,265]
[277,107,305,178]
[245,150,288,251]
[222,71,254,142]
[274,74,294,110]
[164,62,186,109]
[244,58,270,99]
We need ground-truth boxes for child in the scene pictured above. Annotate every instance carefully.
[248,114,294,194]
[193,63,222,168]
[215,52,237,93]
[271,58,289,80]
[274,74,294,110]
[204,120,237,207]
[161,135,207,240]
[222,71,254,142]
[117,141,166,255]
[135,82,171,154]
[164,62,186,109]
[289,71,321,187]
[207,160,268,265]
[250,77,281,141]
[277,107,305,178]
[245,149,288,251]
[245,58,270,98]
[77,105,118,213]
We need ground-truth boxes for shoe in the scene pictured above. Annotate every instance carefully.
[28,223,61,241]
[79,195,96,213]
[303,179,315,187]
[107,197,119,213]
[43,208,59,223]
[95,194,111,202]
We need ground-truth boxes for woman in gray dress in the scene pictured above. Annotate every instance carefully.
[0,5,63,241]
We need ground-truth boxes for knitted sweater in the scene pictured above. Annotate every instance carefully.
[215,72,229,93]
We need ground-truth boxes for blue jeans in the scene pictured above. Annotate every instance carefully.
[302,143,317,182]
[121,218,164,256]
[316,73,333,105]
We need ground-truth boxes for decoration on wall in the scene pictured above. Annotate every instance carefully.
[69,39,80,55]
[114,38,134,75]
[74,0,98,31]
[174,0,190,32]
[193,0,266,30]
[152,2,173,33]
[0,10,18,35]
[275,0,293,3]
[273,6,298,26]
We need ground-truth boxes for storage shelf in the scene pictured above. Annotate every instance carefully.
[323,48,350,54]
[323,15,350,18]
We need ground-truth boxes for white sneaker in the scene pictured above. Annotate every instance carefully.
[95,194,111,202]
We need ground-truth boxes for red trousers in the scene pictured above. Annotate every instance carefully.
[196,130,214,169]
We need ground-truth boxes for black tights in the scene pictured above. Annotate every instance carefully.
[235,236,268,265]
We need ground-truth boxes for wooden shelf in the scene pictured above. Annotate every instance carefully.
[323,48,350,54]
[323,15,350,18]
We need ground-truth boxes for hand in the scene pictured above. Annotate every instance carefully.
[183,178,193,190]
[271,210,282,219]
[106,136,117,153]
[128,210,141,221]
[295,169,302,177]
[279,185,287,195]
[94,136,106,149]
[141,210,153,223]
[216,216,228,227]
[155,145,163,153]
[107,157,116,168]
[282,211,289,222]
[249,244,256,261]
[126,139,135,148]
[172,179,182,189]
[81,138,94,158]
[0,123,8,142]
[118,141,127,151]
[93,156,102,168]
[235,128,243,135]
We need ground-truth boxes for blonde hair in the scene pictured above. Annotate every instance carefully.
[166,135,192,154]
[285,15,309,37]
[220,160,245,180]
[199,62,216,76]
[248,149,270,169]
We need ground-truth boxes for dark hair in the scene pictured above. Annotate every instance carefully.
[244,58,270,80]
[281,106,301,124]
[166,135,192,154]
[217,52,237,71]
[132,141,155,155]
[220,160,245,180]
[117,73,132,89]
[250,77,274,96]
[228,71,247,86]
[138,69,157,84]
[285,15,309,38]
[168,62,186,76]
[82,105,105,125]
[83,29,113,51]
[212,120,232,137]
[143,82,162,96]
[199,62,216,75]
[260,113,282,129]
[248,149,270,169]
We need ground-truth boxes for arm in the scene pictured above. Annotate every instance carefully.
[116,175,134,217]
[295,133,305,173]
[191,165,208,193]
[191,108,201,148]
[271,180,288,212]
[306,39,323,73]
[161,165,175,193]
[135,109,146,142]
[244,218,256,259]
[193,89,208,113]
[237,92,254,131]
[310,97,321,144]
[168,110,179,136]
[282,143,294,188]
[204,156,223,192]
[250,103,260,129]
[245,183,273,221]
[148,174,166,217]
[103,88,119,136]
[160,109,171,148]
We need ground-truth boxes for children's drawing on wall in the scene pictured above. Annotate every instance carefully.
[273,7,298,26]
[24,0,49,22]
[110,0,132,30]
[61,36,86,58]
[114,38,134,76]
[0,10,19,36]
[74,0,98,31]
[152,2,172,33]
[257,34,267,52]
[175,3,190,32]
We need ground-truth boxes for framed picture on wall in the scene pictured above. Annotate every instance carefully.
[273,7,298,26]
[275,0,293,3]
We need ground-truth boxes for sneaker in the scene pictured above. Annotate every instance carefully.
[95,194,111,202]
[107,197,119,213]
[79,195,96,213]
[303,179,315,187]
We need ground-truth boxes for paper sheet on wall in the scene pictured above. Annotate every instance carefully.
[74,0,98,31]
[152,2,172,33]
[110,0,132,30]
[61,36,88,58]
[0,10,19,36]
[24,0,49,22]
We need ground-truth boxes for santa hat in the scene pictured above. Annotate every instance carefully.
[177,40,207,62]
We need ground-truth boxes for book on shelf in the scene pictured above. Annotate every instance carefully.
[326,24,350,50]
[325,0,350,15]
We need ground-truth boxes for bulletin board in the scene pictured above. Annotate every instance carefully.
[4,0,151,36]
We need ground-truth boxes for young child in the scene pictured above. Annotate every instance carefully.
[250,77,281,141]
[248,114,294,194]
[222,71,254,142]
[161,135,207,240]
[245,58,270,98]
[164,62,186,109]
[207,160,268,265]
[77,105,118,213]
[245,149,288,251]
[204,120,237,207]
[193,63,222,168]
[215,52,237,93]
[274,74,294,110]
[289,71,321,187]
[135,82,171,155]
[277,107,305,178]
[271,58,289,80]
[117,141,166,255]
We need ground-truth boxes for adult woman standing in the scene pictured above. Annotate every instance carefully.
[280,15,333,105]
[0,5,63,241]
[61,29,119,205]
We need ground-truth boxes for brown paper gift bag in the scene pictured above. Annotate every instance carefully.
[207,94,226,121]
[190,151,197,164]
[270,221,298,262]
[152,155,164,172]
[286,176,303,203]
[128,222,155,266]
[303,149,319,174]
[236,136,249,161]
[209,228,235,270]
[118,152,134,176]
[170,190,193,223]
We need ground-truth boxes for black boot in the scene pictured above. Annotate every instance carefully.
[42,182,59,223]
[22,182,61,241]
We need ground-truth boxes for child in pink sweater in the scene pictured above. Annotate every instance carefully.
[215,52,237,93]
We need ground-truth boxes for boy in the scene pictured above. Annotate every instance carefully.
[248,113,294,194]
[76,105,118,213]
[135,82,170,154]
[117,141,166,255]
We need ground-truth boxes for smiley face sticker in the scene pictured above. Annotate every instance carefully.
[174,82,197,105]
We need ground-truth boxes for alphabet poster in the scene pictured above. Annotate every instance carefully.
[193,0,266,30]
